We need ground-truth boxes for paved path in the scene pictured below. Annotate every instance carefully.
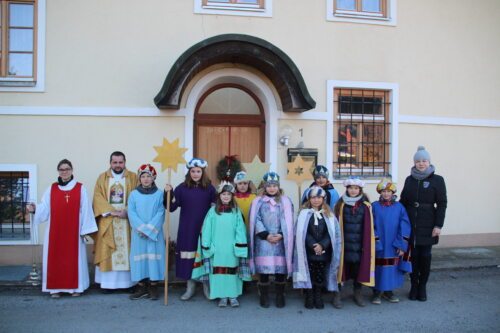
[1,267,499,333]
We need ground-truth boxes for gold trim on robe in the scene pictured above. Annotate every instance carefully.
[91,169,137,272]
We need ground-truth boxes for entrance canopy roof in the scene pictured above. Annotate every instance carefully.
[154,34,316,112]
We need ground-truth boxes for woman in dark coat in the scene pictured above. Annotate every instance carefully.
[400,146,447,302]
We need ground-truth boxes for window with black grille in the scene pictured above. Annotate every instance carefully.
[333,88,391,178]
[0,171,30,240]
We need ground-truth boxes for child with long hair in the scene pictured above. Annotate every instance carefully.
[233,171,256,229]
[333,177,375,308]
[249,172,294,308]
[293,186,341,309]
[164,158,216,300]
[192,181,250,307]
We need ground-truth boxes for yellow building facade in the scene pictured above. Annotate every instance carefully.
[1,0,499,263]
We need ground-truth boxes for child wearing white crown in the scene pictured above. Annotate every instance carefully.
[249,172,294,308]
[293,186,341,309]
[333,177,375,308]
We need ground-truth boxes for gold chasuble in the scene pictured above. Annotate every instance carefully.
[92,170,137,272]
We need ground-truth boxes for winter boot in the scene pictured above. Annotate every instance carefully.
[257,283,270,308]
[353,286,365,307]
[332,291,343,309]
[180,279,196,301]
[275,282,286,308]
[129,283,149,300]
[313,285,324,309]
[202,281,210,300]
[304,289,314,309]
[418,256,432,302]
[409,255,420,300]
[149,283,159,301]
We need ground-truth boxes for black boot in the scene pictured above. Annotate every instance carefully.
[304,289,314,309]
[409,255,420,301]
[313,284,324,309]
[418,256,432,302]
[149,283,159,301]
[275,282,286,308]
[257,283,270,308]
[409,273,419,301]
[129,283,149,300]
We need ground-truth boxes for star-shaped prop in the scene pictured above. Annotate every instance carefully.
[242,155,271,187]
[153,138,188,173]
[286,154,314,185]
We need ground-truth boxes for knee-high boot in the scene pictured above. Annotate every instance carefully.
[409,255,420,301]
[275,282,286,308]
[257,283,270,308]
[418,256,432,302]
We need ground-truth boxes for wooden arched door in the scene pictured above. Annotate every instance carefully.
[194,84,265,185]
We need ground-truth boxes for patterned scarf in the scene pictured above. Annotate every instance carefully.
[218,204,232,213]
[379,195,397,206]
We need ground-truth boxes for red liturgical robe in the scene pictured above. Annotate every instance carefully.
[46,182,81,289]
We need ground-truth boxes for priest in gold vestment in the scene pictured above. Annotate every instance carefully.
[92,151,137,291]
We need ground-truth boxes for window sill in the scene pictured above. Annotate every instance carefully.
[0,80,44,92]
[326,0,397,26]
[194,0,272,17]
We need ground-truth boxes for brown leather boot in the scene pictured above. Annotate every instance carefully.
[332,291,343,309]
[353,287,365,307]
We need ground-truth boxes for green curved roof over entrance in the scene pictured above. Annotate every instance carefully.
[154,34,316,112]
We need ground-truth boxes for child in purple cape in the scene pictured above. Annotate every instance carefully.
[164,158,216,300]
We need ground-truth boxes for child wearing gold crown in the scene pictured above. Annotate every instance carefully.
[371,179,411,305]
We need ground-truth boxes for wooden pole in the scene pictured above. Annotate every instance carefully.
[164,168,172,305]
[298,183,302,209]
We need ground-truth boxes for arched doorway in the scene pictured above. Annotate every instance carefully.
[194,84,265,184]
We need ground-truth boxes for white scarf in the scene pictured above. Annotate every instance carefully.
[311,208,325,226]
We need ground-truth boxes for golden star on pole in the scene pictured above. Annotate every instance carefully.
[286,154,314,185]
[242,155,271,188]
[153,138,188,173]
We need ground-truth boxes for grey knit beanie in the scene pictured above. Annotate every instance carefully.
[413,146,431,162]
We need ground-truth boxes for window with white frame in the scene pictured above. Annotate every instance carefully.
[0,0,45,90]
[333,88,391,178]
[194,0,272,17]
[0,164,37,243]
[327,0,396,26]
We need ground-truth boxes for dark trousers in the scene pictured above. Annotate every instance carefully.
[308,261,326,287]
[344,261,362,289]
[411,245,432,286]
[259,273,286,284]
